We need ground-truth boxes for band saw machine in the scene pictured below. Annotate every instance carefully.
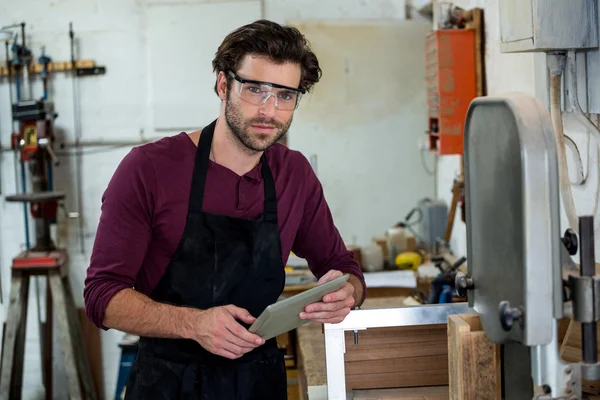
[457,92,600,399]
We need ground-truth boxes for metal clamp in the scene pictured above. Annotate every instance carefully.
[569,275,600,323]
[454,271,474,298]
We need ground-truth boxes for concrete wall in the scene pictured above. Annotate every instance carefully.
[0,0,434,398]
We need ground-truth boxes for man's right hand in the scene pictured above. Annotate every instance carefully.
[191,305,265,359]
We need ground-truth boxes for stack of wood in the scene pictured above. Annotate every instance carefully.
[343,324,449,391]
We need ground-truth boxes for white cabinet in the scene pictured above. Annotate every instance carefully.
[499,0,598,53]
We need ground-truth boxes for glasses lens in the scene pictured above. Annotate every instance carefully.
[235,81,301,110]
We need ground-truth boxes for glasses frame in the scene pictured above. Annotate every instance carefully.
[227,71,305,110]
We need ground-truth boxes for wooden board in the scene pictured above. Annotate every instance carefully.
[78,309,105,399]
[463,8,485,97]
[353,385,449,400]
[0,60,97,76]
[448,313,501,400]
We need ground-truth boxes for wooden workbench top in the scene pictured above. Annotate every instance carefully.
[296,296,408,390]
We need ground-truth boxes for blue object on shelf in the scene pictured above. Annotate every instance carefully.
[439,284,454,304]
[114,337,138,400]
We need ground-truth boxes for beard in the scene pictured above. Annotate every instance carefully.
[224,96,292,152]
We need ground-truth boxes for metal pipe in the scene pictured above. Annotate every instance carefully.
[579,215,597,364]
[19,22,32,101]
[4,39,13,108]
[547,52,580,233]
[59,138,161,147]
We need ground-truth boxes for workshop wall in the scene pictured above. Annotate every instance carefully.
[437,0,600,260]
[0,0,433,398]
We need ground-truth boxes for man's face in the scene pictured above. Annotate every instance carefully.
[222,55,301,152]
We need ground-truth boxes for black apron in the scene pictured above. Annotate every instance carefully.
[124,119,288,399]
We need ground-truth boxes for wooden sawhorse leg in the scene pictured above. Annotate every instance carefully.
[0,267,97,400]
[48,269,96,400]
[0,271,30,399]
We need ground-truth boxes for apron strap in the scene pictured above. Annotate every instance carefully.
[189,118,278,224]
[188,119,215,213]
[260,154,278,224]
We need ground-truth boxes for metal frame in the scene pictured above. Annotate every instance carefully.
[323,303,472,400]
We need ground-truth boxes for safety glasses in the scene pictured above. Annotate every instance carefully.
[228,71,305,111]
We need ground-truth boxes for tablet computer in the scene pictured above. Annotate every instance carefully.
[249,274,350,340]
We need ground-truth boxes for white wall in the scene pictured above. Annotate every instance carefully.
[0,0,434,398]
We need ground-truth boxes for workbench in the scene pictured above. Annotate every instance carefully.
[294,296,450,400]
[279,266,443,399]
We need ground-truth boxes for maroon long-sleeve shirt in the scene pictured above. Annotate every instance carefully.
[83,132,366,329]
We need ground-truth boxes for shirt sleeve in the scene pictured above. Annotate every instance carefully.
[83,147,157,329]
[291,156,367,305]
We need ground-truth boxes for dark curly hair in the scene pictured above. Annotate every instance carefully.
[212,19,322,95]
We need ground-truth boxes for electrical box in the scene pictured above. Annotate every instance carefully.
[499,0,598,53]
[425,29,477,155]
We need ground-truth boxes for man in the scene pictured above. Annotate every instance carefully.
[84,19,366,399]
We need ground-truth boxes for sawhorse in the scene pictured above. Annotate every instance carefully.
[0,249,96,399]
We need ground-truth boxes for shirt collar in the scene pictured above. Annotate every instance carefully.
[243,161,263,182]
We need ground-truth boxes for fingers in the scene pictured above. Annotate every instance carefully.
[215,339,253,360]
[198,305,268,360]
[304,297,355,314]
[224,307,264,345]
[300,289,355,323]
[301,308,351,324]
[317,269,343,284]
[322,283,354,303]
[226,305,257,324]
[226,323,265,346]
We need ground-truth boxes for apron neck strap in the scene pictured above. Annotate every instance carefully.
[188,119,215,213]
[189,119,279,223]
[260,154,278,223]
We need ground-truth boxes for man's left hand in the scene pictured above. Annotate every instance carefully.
[299,270,356,324]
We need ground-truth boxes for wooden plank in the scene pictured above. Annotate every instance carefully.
[448,315,470,400]
[346,369,449,390]
[448,313,501,400]
[353,386,449,400]
[463,8,485,97]
[48,271,83,399]
[0,272,29,397]
[0,59,98,77]
[346,355,448,375]
[345,327,447,346]
[297,322,327,389]
[345,341,448,362]
[78,309,105,399]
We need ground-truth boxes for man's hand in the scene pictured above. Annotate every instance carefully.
[299,270,356,324]
[191,305,265,360]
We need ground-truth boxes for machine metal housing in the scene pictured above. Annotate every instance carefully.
[463,93,562,346]
[499,0,598,53]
